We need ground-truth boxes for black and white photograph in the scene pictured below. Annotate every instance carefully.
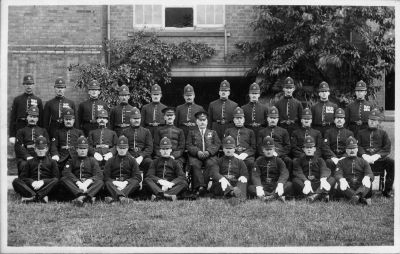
[0,0,398,253]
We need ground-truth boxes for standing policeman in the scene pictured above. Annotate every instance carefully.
[345,80,377,136]
[241,82,268,140]
[175,84,205,138]
[43,77,77,139]
[141,84,167,138]
[208,80,238,140]
[9,74,44,144]
[356,109,394,198]
[78,80,108,136]
[14,106,49,176]
[311,81,338,136]
[274,77,303,136]
[109,84,135,137]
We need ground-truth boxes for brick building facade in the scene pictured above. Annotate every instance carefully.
[7,4,387,128]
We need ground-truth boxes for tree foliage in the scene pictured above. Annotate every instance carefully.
[70,31,215,108]
[234,6,394,107]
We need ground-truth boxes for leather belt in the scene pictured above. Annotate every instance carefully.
[280,120,296,125]
[147,122,161,127]
[182,122,196,127]
[115,177,126,181]
[248,123,261,127]
[129,147,140,152]
[61,145,74,149]
[223,174,236,180]
[215,120,230,124]
[96,144,110,148]
[319,123,332,127]
[308,175,316,180]
[236,146,246,152]
[17,118,27,121]
[116,124,130,128]
[26,144,35,149]
[351,121,365,126]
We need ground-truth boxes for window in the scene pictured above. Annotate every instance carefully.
[133,5,224,28]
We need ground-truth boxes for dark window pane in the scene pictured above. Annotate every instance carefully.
[165,8,193,27]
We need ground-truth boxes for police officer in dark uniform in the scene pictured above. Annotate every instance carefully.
[248,136,292,202]
[50,108,85,172]
[61,136,104,206]
[14,106,49,176]
[12,135,59,203]
[43,77,77,139]
[103,135,142,203]
[209,136,248,199]
[241,82,268,140]
[141,84,167,138]
[257,106,292,172]
[9,74,44,144]
[335,136,374,205]
[224,107,256,181]
[356,109,394,198]
[88,109,118,167]
[311,81,338,136]
[122,107,153,176]
[109,84,135,137]
[274,77,303,136]
[292,136,335,202]
[153,107,186,169]
[78,80,109,136]
[345,80,377,136]
[186,111,221,196]
[208,80,238,140]
[291,108,325,159]
[144,137,188,201]
[175,84,205,138]
[324,108,354,174]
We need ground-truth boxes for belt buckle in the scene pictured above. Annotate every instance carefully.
[220,119,226,124]
[308,175,315,181]
[351,177,358,184]
[356,120,362,126]
[116,177,123,181]
[134,147,139,152]
[236,147,245,152]
[56,119,63,123]
[265,178,273,183]
[322,122,326,126]
[89,120,97,124]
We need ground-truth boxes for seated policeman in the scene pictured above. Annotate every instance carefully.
[103,135,142,203]
[144,137,188,201]
[61,136,104,206]
[14,106,49,176]
[12,135,59,203]
[88,109,118,168]
[334,136,374,205]
[186,110,221,196]
[292,136,335,202]
[248,136,292,202]
[209,136,248,199]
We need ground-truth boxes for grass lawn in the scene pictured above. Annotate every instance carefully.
[7,191,394,247]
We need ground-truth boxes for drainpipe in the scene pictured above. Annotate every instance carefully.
[224,24,228,60]
[107,5,111,68]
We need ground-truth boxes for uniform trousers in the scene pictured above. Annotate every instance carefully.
[16,159,28,177]
[248,181,293,197]
[188,156,217,190]
[279,123,299,137]
[144,178,188,196]
[370,157,394,193]
[211,122,234,141]
[114,126,129,137]
[313,125,333,137]
[104,179,140,200]
[336,180,372,199]
[210,179,247,198]
[292,176,336,197]
[243,157,255,184]
[348,123,368,137]
[12,178,59,199]
[60,176,104,199]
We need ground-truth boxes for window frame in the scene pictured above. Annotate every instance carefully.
[132,4,225,29]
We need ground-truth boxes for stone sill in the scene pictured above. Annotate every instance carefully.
[128,30,228,37]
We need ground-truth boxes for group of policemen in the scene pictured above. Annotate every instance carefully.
[9,74,394,206]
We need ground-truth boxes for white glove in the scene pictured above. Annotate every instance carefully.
[94,152,103,161]
[158,179,169,187]
[161,185,169,191]
[275,183,284,196]
[370,154,381,163]
[83,179,93,189]
[238,176,247,183]
[338,157,345,161]
[362,154,372,164]
[112,180,122,188]
[76,181,87,192]
[320,177,331,191]
[219,177,230,191]
[136,156,144,165]
[362,176,371,188]
[302,180,313,195]
[32,180,44,190]
[256,186,265,197]
[170,155,175,160]
[26,156,34,161]
[51,155,60,162]
[237,153,248,160]
[119,181,128,190]
[139,172,143,190]
[331,157,339,165]
[37,180,44,190]
[339,178,350,191]
[273,151,278,157]
[207,180,213,191]
[104,152,113,161]
[9,137,16,144]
